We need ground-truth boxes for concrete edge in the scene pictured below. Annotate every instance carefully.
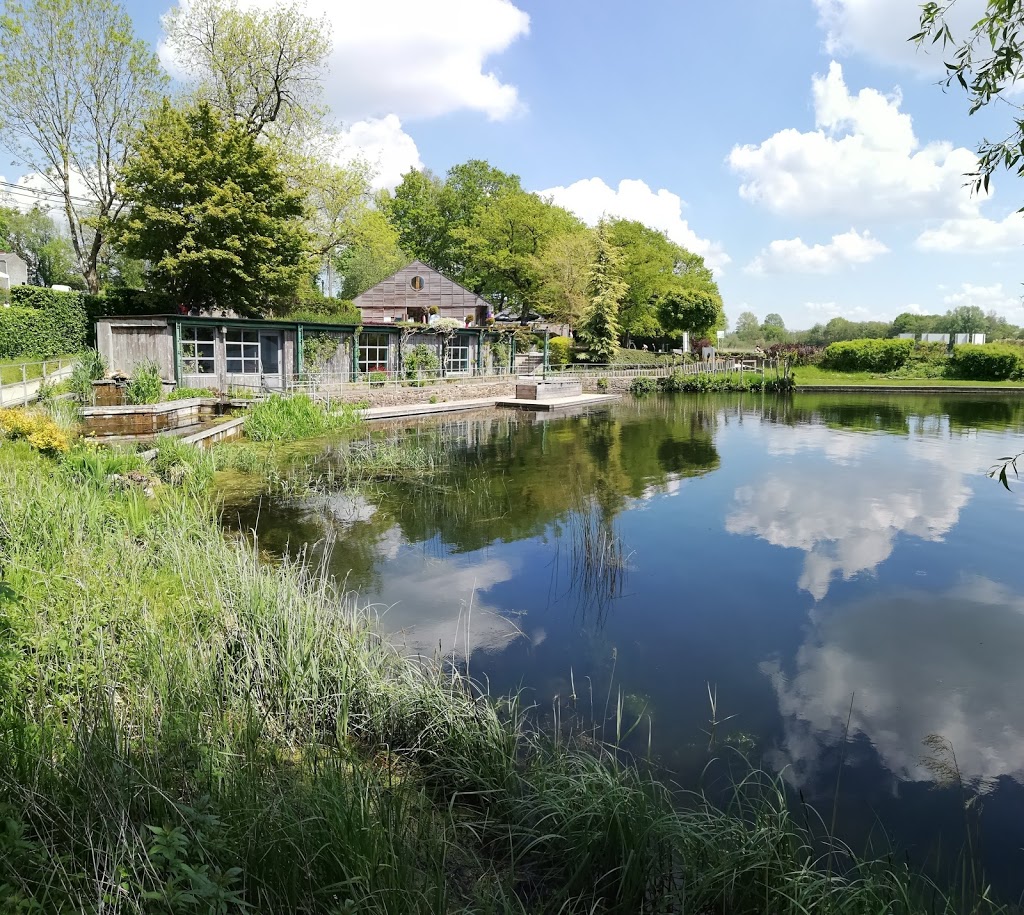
[795,385,1024,394]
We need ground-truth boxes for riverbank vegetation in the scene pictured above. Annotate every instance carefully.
[0,404,1010,912]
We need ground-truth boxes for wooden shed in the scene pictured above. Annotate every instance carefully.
[354,261,493,325]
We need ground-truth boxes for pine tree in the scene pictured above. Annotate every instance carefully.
[579,221,626,363]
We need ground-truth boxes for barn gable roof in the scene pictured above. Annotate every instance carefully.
[353,260,491,313]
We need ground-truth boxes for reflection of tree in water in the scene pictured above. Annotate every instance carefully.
[769,393,1024,436]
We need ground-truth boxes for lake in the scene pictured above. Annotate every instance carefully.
[220,392,1024,899]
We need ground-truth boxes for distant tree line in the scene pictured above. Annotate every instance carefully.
[725,306,1023,350]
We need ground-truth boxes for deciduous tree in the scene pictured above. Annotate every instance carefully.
[0,0,165,292]
[114,102,312,314]
[162,0,330,141]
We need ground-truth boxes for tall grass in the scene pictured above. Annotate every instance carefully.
[0,443,1007,914]
[243,393,361,442]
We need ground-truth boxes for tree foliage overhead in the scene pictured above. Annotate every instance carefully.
[915,1,1024,198]
[0,0,165,293]
[162,0,330,141]
[114,102,312,314]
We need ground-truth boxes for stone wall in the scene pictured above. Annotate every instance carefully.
[579,376,639,394]
[332,378,515,407]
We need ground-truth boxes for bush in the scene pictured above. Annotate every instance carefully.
[85,288,175,320]
[548,335,572,368]
[0,407,72,453]
[403,344,440,380]
[167,386,218,400]
[821,338,913,372]
[0,287,88,359]
[124,360,163,405]
[948,343,1024,380]
[274,298,361,325]
[763,343,823,366]
[630,376,657,396]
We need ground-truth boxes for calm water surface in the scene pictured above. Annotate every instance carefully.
[221,393,1024,898]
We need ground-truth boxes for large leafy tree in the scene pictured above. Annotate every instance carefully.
[162,0,329,142]
[579,222,626,363]
[915,2,1024,197]
[532,226,597,329]
[336,208,408,298]
[114,102,312,314]
[735,310,761,342]
[0,0,165,293]
[658,287,721,340]
[608,219,723,342]
[0,205,79,287]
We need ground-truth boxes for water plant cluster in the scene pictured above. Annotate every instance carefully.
[0,402,1008,912]
[242,393,361,441]
[630,370,794,395]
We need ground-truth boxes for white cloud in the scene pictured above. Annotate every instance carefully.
[728,62,981,221]
[813,0,987,74]
[538,177,730,273]
[943,282,1021,315]
[765,579,1024,793]
[161,0,530,123]
[725,420,998,600]
[746,228,888,274]
[916,211,1024,253]
[332,115,423,190]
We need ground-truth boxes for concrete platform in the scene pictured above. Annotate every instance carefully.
[495,393,620,411]
[361,397,502,421]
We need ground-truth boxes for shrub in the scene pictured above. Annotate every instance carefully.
[948,343,1024,380]
[124,360,163,404]
[821,338,913,372]
[167,386,218,400]
[403,344,440,380]
[369,370,388,387]
[629,376,657,396]
[763,342,823,366]
[277,298,360,325]
[548,335,572,368]
[0,287,88,359]
[85,288,174,320]
[0,407,72,453]
[596,377,608,392]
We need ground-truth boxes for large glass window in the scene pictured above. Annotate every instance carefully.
[226,329,259,374]
[445,337,471,375]
[180,326,215,374]
[359,332,390,374]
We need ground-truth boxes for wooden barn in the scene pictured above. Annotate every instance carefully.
[354,261,493,326]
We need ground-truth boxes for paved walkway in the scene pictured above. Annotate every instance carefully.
[0,365,74,407]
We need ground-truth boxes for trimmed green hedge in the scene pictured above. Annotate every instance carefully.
[948,343,1024,380]
[85,288,175,319]
[0,287,88,359]
[821,338,913,372]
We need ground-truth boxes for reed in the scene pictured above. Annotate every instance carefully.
[0,441,1006,914]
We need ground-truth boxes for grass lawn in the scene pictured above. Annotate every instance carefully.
[0,353,80,385]
[793,364,1024,387]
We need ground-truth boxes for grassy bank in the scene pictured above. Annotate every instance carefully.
[0,431,1008,912]
[793,365,1024,387]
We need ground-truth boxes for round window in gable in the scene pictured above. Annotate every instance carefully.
[411,276,424,291]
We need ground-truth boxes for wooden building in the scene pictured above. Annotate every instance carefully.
[95,314,505,393]
[354,260,493,325]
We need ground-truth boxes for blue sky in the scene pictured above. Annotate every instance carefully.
[5,0,1023,330]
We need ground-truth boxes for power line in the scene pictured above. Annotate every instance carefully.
[0,180,94,206]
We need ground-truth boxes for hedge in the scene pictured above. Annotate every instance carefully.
[821,338,913,372]
[85,288,175,319]
[0,287,88,359]
[948,343,1024,380]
